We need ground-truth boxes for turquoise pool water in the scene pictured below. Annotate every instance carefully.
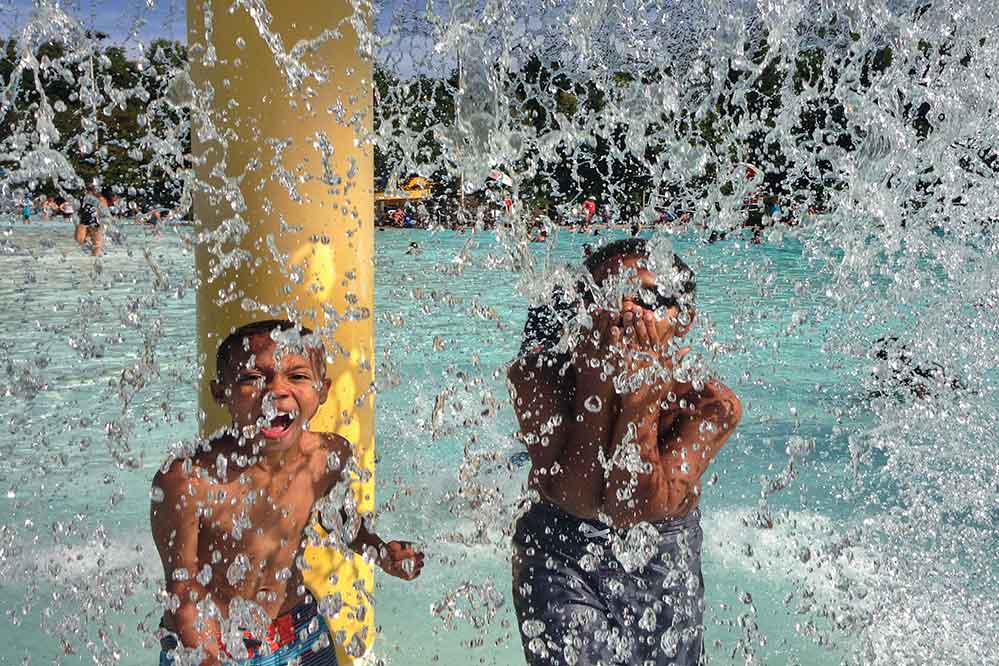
[0,218,993,665]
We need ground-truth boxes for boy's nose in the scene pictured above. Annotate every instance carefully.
[267,376,291,397]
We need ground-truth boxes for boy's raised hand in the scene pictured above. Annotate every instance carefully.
[376,541,425,580]
[571,308,619,377]
[618,305,690,407]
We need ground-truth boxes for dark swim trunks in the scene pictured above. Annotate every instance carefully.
[512,501,705,666]
[159,600,338,666]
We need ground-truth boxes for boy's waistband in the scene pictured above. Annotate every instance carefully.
[518,499,701,539]
[160,599,322,658]
[244,600,320,653]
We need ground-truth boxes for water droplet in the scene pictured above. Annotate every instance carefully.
[521,619,546,638]
[638,607,656,632]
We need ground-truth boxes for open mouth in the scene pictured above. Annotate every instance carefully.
[260,410,298,440]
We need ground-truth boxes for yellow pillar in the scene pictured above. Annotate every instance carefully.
[187,1,375,663]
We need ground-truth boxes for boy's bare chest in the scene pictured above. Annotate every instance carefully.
[198,472,321,566]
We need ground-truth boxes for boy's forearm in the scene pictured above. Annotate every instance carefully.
[508,361,570,480]
[347,512,385,555]
[170,590,223,662]
[546,373,616,511]
[650,383,742,516]
[660,395,739,483]
[602,399,664,524]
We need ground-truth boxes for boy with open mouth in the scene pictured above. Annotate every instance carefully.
[151,319,424,666]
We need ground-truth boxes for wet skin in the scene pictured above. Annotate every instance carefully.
[151,333,423,663]
[508,255,742,526]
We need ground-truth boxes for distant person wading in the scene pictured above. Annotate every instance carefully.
[75,185,114,257]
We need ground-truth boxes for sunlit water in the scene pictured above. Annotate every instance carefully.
[2,218,994,664]
[3,4,999,662]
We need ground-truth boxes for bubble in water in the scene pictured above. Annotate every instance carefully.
[521,619,546,638]
[638,607,656,632]
[660,627,679,657]
[583,394,603,413]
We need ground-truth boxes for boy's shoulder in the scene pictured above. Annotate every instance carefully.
[152,436,235,490]
[302,431,353,472]
[308,431,352,455]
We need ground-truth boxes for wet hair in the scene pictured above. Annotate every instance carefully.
[100,186,116,202]
[583,238,696,305]
[215,319,326,382]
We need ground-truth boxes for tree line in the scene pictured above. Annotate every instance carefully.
[2,21,992,225]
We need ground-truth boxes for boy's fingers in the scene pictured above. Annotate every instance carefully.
[643,311,660,349]
[609,325,622,350]
[597,311,613,346]
[634,313,649,347]
[653,318,673,348]
[591,310,607,346]
[622,310,637,345]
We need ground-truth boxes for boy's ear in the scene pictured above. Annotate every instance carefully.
[318,377,332,405]
[210,379,227,406]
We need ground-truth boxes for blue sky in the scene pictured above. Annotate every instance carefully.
[2,0,440,76]
[3,0,187,51]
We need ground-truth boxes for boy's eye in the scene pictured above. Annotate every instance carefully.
[290,373,312,381]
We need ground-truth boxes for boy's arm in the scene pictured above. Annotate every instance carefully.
[349,520,424,580]
[318,435,424,581]
[604,378,741,526]
[507,354,571,496]
[546,354,617,517]
[150,462,222,664]
[656,379,741,510]
[508,311,619,517]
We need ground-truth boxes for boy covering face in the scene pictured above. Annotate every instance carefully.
[151,320,423,666]
[508,239,742,666]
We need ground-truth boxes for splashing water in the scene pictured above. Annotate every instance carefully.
[1,0,998,664]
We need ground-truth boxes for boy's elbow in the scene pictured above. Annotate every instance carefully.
[603,471,667,526]
[725,393,743,428]
[706,381,742,429]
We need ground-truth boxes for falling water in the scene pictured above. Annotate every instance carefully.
[1,0,998,664]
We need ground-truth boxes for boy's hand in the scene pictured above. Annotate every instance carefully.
[571,308,620,380]
[376,541,425,580]
[618,306,678,406]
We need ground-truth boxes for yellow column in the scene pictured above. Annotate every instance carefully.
[187,1,375,663]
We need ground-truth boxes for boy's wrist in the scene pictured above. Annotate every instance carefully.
[350,532,382,553]
[620,386,665,414]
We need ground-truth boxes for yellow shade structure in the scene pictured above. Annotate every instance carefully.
[187,1,375,663]
[374,175,433,203]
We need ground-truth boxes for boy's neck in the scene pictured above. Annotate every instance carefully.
[222,429,306,472]
[252,441,302,472]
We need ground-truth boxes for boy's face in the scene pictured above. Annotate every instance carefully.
[211,332,331,449]
[592,254,695,338]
